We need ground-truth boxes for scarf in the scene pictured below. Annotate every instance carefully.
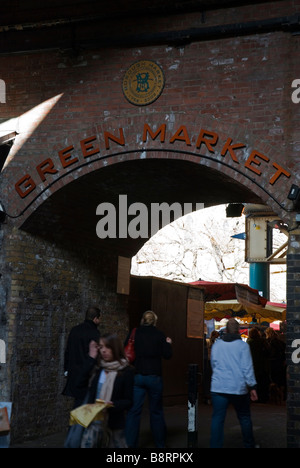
[98,359,128,402]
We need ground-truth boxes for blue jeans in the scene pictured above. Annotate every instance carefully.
[210,392,255,448]
[125,374,166,448]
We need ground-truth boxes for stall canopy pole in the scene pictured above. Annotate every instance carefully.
[249,262,270,300]
[187,363,199,448]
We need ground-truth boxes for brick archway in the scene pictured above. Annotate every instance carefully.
[2,113,295,229]
[2,111,299,446]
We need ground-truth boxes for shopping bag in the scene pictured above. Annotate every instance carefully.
[65,399,112,448]
[80,421,111,448]
[69,400,110,428]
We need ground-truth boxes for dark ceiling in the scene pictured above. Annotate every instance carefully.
[0,1,267,25]
[0,0,290,54]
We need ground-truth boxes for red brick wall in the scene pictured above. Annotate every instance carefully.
[1,0,300,444]
[1,226,128,441]
[1,23,298,223]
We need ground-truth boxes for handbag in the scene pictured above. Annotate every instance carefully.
[124,328,136,363]
[80,421,111,448]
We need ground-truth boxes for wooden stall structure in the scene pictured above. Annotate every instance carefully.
[127,276,205,405]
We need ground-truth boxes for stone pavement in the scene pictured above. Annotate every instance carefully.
[10,401,286,448]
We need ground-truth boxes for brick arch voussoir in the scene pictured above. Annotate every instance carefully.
[7,113,293,228]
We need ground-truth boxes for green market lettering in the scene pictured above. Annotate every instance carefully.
[14,123,290,199]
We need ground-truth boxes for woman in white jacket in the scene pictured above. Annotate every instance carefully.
[210,318,258,448]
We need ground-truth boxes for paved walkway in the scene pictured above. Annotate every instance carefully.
[10,401,286,448]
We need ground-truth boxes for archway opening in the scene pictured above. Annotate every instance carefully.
[13,155,287,445]
[20,157,263,256]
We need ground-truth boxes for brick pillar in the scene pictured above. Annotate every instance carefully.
[287,228,300,448]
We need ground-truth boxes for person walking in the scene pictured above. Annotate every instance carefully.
[247,327,270,403]
[77,334,134,448]
[125,310,172,448]
[210,318,258,448]
[64,333,134,448]
[63,305,101,406]
[265,327,286,400]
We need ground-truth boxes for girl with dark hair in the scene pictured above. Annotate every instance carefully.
[74,333,134,448]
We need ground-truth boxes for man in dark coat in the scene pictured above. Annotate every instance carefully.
[63,306,101,406]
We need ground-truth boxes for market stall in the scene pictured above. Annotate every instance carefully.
[204,299,286,323]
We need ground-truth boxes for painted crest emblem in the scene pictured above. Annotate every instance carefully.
[122,60,165,106]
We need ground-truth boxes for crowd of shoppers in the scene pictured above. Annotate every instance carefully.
[63,306,286,448]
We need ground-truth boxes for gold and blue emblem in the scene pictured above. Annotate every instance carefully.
[122,60,165,106]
